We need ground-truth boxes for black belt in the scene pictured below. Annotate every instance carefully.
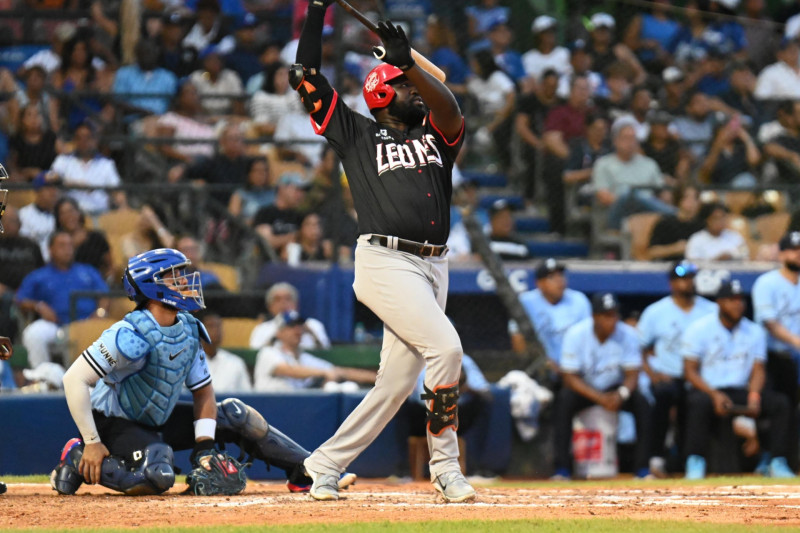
[369,234,448,258]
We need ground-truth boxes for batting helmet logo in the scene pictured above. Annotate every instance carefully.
[362,63,405,110]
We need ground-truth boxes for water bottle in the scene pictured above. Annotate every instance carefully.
[353,322,366,344]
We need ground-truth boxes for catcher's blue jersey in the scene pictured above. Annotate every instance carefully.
[82,309,211,425]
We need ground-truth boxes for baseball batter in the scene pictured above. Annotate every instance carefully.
[291,0,474,502]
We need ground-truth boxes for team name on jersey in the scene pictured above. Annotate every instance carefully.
[375,134,443,175]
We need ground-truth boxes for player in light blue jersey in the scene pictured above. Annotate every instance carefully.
[752,231,800,470]
[512,259,591,374]
[553,292,652,479]
[638,261,716,475]
[50,248,355,496]
[682,279,795,479]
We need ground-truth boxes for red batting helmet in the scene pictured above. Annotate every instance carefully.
[363,63,405,110]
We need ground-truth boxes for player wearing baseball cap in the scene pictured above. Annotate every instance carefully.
[290,0,473,502]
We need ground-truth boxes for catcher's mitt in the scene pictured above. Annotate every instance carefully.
[186,451,248,496]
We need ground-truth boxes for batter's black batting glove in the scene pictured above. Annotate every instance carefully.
[373,21,415,71]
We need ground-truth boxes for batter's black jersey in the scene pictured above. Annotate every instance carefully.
[310,90,465,245]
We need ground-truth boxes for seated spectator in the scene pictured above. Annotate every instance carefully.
[763,100,800,185]
[672,91,716,166]
[190,45,245,117]
[112,39,178,118]
[563,112,611,189]
[199,311,252,393]
[698,115,760,187]
[521,16,571,86]
[249,61,304,137]
[250,282,330,351]
[487,199,529,260]
[425,16,470,103]
[623,0,681,73]
[594,62,633,119]
[253,310,375,391]
[157,82,217,166]
[15,230,109,369]
[511,258,591,368]
[244,41,284,95]
[695,49,731,97]
[612,86,653,142]
[465,0,511,40]
[54,197,112,278]
[685,202,749,261]
[0,206,44,340]
[592,122,675,230]
[466,49,516,169]
[273,110,325,166]
[51,122,127,216]
[742,0,776,72]
[228,157,275,223]
[224,12,262,86]
[754,38,800,101]
[7,65,59,135]
[174,235,224,290]
[647,184,704,261]
[253,172,308,258]
[556,40,603,100]
[587,13,646,85]
[19,21,76,76]
[658,66,687,116]
[515,69,560,203]
[479,17,526,84]
[642,110,689,182]
[175,124,249,205]
[553,292,652,479]
[157,11,199,79]
[119,204,175,264]
[52,35,108,132]
[291,212,331,263]
[682,280,795,479]
[718,61,758,123]
[8,104,59,182]
[182,0,235,54]
[19,171,61,260]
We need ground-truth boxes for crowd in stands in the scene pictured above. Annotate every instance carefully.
[5,0,800,478]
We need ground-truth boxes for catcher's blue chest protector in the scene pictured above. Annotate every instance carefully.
[117,310,200,426]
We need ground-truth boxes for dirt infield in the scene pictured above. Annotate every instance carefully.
[3,480,800,529]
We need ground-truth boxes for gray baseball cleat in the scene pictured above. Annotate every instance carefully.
[304,460,340,501]
[432,470,477,503]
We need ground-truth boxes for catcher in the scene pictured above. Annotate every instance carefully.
[0,335,11,495]
[51,248,354,496]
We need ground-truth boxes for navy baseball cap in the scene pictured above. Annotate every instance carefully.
[239,12,258,29]
[568,39,588,52]
[591,292,619,314]
[669,260,698,279]
[32,171,62,190]
[779,231,800,251]
[277,310,305,328]
[716,279,744,299]
[535,258,565,279]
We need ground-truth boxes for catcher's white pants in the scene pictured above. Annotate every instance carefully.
[305,236,463,479]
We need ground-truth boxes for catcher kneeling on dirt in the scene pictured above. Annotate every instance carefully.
[50,248,355,496]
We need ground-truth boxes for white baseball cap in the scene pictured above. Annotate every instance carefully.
[714,0,740,10]
[786,13,800,39]
[532,15,557,34]
[590,12,615,29]
[662,66,684,83]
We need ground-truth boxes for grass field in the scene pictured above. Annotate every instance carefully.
[3,475,800,532]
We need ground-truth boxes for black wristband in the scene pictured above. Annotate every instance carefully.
[193,439,215,455]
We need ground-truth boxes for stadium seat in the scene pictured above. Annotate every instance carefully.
[754,212,790,244]
[96,208,141,238]
[724,191,757,215]
[6,189,35,209]
[220,318,259,348]
[202,262,239,291]
[67,318,117,363]
[107,296,134,320]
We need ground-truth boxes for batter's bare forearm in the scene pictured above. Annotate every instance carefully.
[404,65,462,139]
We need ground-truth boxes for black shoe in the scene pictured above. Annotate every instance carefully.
[50,438,85,495]
[0,481,6,495]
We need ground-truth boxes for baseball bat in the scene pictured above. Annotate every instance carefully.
[334,0,447,83]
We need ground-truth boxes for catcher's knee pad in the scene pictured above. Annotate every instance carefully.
[218,398,310,471]
[50,438,85,495]
[421,382,460,436]
[100,443,175,496]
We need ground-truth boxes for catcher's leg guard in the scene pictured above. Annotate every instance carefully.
[421,383,460,436]
[217,398,311,483]
[100,443,176,496]
[50,438,84,495]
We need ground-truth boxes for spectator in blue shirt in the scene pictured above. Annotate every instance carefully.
[554,292,652,479]
[16,231,109,370]
[225,13,263,86]
[113,39,178,117]
[682,279,795,479]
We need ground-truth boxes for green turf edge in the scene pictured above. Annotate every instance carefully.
[3,519,800,533]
